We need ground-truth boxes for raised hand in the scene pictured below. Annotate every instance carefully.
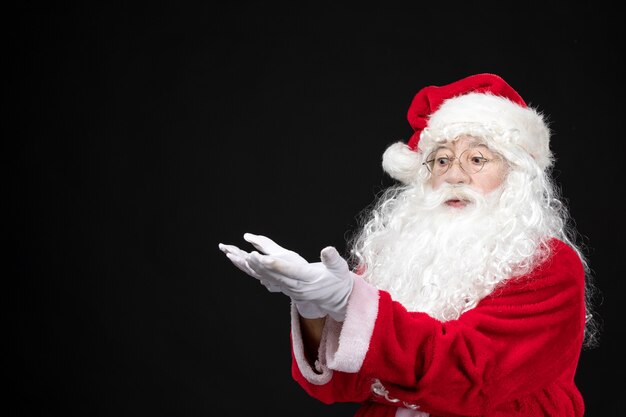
[218,233,327,318]
[246,245,354,322]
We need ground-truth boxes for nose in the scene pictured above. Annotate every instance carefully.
[443,160,470,184]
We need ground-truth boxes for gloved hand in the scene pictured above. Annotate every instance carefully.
[218,233,326,319]
[246,244,355,322]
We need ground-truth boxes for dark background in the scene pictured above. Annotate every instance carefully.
[11,3,624,416]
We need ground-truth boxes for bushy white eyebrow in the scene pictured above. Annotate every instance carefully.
[433,140,491,154]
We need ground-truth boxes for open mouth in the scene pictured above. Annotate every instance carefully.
[445,199,469,208]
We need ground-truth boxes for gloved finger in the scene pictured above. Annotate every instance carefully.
[243,233,286,254]
[222,247,290,286]
[243,233,304,262]
[218,243,252,258]
[246,251,287,277]
[225,256,282,292]
[225,252,262,279]
[247,250,302,275]
[247,252,305,287]
[320,246,350,275]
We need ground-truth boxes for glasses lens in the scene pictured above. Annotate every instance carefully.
[424,151,435,173]
[460,149,487,174]
[426,150,453,175]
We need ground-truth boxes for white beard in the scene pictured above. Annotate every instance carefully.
[350,182,549,321]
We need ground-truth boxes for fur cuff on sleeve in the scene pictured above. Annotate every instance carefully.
[324,276,380,373]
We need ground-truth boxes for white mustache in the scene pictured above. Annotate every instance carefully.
[423,184,484,207]
[443,186,478,202]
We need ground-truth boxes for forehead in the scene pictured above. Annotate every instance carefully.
[433,135,490,152]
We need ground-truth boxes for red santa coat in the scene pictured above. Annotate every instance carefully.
[290,239,586,417]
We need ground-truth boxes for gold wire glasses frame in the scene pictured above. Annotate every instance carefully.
[422,148,493,176]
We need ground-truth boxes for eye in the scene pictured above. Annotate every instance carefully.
[435,157,451,166]
[469,156,486,165]
[464,150,487,166]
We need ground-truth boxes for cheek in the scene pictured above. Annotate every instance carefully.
[480,170,507,193]
[429,175,445,189]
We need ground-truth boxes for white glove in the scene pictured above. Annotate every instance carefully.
[246,245,354,322]
[218,233,326,319]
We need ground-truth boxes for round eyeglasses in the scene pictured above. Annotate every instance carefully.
[422,148,493,175]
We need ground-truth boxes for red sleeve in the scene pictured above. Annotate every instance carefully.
[290,344,372,404]
[289,303,373,405]
[360,240,587,416]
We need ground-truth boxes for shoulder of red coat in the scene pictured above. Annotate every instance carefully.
[546,238,582,264]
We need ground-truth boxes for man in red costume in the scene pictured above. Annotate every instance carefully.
[219,73,598,416]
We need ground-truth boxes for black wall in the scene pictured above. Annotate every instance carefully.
[11,3,624,416]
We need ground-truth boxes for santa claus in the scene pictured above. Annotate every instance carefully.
[219,73,597,417]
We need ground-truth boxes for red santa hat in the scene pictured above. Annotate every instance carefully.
[382,73,552,183]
